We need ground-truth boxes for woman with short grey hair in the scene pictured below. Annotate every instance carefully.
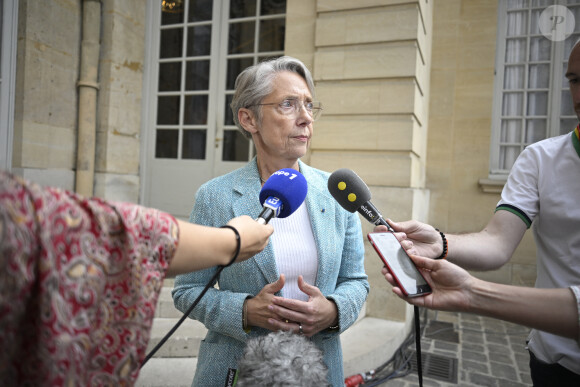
[231,56,316,139]
[173,55,369,386]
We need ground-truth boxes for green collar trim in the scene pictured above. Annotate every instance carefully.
[572,127,580,158]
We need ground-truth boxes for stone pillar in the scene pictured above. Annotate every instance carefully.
[292,0,434,322]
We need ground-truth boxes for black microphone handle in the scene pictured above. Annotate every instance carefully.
[357,201,394,231]
[257,207,275,224]
[376,216,394,232]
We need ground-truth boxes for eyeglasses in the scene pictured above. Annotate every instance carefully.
[249,98,323,121]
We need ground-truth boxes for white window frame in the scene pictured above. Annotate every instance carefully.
[0,0,18,171]
[140,0,286,216]
[489,0,579,180]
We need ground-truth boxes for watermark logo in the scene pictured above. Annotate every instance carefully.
[539,5,575,42]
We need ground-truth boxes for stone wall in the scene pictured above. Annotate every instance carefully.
[12,0,81,189]
[285,0,433,322]
[12,0,146,204]
[94,0,146,202]
[10,0,536,302]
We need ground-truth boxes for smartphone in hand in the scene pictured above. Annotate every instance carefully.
[368,232,431,297]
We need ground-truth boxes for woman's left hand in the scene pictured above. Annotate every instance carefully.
[268,276,338,337]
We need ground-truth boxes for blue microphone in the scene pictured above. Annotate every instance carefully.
[257,168,308,224]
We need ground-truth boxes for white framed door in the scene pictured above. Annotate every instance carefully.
[0,0,18,171]
[142,0,286,219]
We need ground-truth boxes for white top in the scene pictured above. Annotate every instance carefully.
[497,130,580,373]
[270,202,318,301]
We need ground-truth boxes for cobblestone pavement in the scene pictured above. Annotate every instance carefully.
[371,310,532,387]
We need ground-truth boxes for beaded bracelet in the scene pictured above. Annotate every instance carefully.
[435,228,448,260]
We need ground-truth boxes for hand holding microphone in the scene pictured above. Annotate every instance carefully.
[327,169,447,260]
[228,169,307,260]
[328,168,433,298]
[224,216,274,262]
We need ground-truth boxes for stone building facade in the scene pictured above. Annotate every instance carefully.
[3,0,542,331]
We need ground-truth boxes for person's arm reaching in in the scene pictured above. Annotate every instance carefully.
[167,216,273,277]
[376,210,527,271]
[385,254,579,341]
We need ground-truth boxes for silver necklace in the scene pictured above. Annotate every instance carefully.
[257,159,267,184]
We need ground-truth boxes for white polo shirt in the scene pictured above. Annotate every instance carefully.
[496,129,580,374]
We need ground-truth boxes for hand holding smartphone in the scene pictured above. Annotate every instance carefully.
[368,232,431,297]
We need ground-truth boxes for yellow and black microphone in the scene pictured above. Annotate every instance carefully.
[327,168,393,231]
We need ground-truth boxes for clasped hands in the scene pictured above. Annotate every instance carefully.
[245,274,338,337]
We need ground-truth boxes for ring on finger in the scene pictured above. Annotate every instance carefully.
[298,323,303,335]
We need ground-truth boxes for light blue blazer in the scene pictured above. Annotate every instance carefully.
[173,159,369,387]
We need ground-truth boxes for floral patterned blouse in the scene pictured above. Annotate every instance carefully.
[0,171,179,386]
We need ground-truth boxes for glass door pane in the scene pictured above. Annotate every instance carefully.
[155,0,213,161]
[219,0,286,164]
[144,0,287,218]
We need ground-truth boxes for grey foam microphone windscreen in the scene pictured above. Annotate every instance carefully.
[327,168,372,213]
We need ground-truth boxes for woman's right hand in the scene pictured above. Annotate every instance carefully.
[245,275,287,330]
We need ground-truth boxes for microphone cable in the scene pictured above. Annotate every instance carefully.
[345,306,429,386]
[140,225,241,367]
[372,306,428,385]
